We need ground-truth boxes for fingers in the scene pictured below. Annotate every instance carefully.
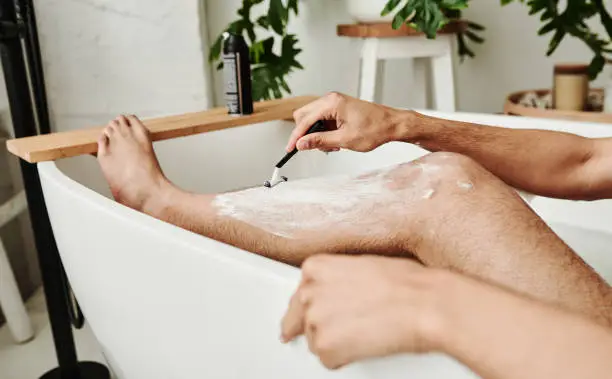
[281,254,354,343]
[313,321,360,370]
[296,130,345,152]
[281,284,310,343]
[287,93,343,152]
[281,255,334,343]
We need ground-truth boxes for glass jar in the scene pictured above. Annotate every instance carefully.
[553,64,589,111]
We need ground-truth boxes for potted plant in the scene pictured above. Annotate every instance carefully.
[346,0,401,23]
[501,0,611,79]
[209,0,611,101]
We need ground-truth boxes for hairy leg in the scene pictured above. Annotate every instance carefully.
[97,116,611,326]
[96,115,420,265]
[405,152,612,326]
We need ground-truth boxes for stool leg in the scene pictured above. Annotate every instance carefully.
[359,38,381,103]
[431,38,456,112]
[0,236,34,343]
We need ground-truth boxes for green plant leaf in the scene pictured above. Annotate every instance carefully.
[540,9,553,21]
[291,59,304,70]
[268,0,285,35]
[538,20,556,35]
[440,0,468,10]
[280,78,291,94]
[227,20,244,34]
[250,40,265,63]
[391,2,417,30]
[271,82,283,98]
[288,0,299,15]
[246,25,257,43]
[527,0,548,15]
[256,15,269,29]
[588,54,606,80]
[382,0,403,16]
[465,30,484,43]
[209,34,224,62]
[467,21,486,31]
[456,33,475,61]
[547,28,565,55]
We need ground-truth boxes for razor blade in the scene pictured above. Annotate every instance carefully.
[263,175,288,188]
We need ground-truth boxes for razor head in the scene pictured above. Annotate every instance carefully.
[264,176,288,188]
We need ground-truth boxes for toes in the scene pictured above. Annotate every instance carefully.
[127,114,151,141]
[105,121,118,137]
[103,122,119,147]
[115,115,131,135]
[97,132,109,156]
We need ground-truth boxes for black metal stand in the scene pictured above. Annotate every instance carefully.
[0,1,109,378]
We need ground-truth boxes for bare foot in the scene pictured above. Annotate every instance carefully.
[97,115,173,214]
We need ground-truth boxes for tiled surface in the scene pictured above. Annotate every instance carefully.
[0,288,110,379]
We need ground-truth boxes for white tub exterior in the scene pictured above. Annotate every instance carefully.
[38,111,612,379]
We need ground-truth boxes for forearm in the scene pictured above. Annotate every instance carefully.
[397,111,599,200]
[435,273,612,379]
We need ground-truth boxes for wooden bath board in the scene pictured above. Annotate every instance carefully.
[6,96,317,163]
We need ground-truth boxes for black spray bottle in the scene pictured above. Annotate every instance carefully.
[222,32,254,115]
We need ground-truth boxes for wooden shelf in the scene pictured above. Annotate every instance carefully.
[337,20,466,38]
[504,89,612,124]
[6,96,317,163]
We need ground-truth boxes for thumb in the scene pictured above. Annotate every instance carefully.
[296,131,343,151]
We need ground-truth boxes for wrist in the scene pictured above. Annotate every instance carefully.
[390,109,426,144]
[399,268,457,353]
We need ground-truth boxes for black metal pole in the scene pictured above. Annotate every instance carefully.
[16,0,85,329]
[0,1,109,378]
[0,26,80,379]
[17,0,50,134]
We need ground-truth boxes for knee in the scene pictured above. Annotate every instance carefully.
[383,152,500,201]
[418,152,485,188]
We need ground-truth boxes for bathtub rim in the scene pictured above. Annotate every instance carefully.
[37,160,302,285]
[415,109,612,138]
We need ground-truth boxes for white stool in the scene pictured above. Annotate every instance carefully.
[0,190,34,343]
[337,22,459,111]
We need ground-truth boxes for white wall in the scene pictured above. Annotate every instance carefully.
[32,0,213,191]
[206,0,428,110]
[205,0,611,113]
[458,0,609,113]
[36,0,212,134]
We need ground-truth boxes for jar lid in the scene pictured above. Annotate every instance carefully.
[554,63,589,75]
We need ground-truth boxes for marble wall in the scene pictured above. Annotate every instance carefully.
[35,0,213,133]
[0,0,214,308]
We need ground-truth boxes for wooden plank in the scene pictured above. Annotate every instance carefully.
[6,96,317,163]
[337,20,466,38]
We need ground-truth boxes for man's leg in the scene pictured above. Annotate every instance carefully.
[97,115,611,326]
[403,152,612,326]
[96,115,408,265]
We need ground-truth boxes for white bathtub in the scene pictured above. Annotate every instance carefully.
[38,111,612,379]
